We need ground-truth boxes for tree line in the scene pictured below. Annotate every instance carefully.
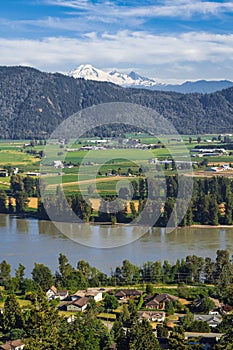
[1,250,233,301]
[1,174,233,227]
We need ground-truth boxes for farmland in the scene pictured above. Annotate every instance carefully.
[1,134,233,204]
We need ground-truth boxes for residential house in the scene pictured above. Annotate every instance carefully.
[66,297,89,312]
[138,311,165,323]
[194,314,222,328]
[144,293,178,310]
[85,290,103,302]
[71,289,102,303]
[184,332,224,347]
[46,286,69,301]
[0,339,25,350]
[115,289,143,301]
[71,290,86,301]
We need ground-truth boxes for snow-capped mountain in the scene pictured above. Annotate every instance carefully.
[68,64,233,93]
[68,64,163,88]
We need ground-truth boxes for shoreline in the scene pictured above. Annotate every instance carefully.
[1,213,233,229]
[190,224,233,229]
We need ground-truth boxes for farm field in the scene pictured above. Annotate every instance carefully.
[1,134,233,196]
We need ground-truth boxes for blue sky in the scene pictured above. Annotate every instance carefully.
[0,0,233,82]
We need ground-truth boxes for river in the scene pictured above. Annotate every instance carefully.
[0,214,232,275]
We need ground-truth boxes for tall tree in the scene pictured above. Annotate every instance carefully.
[31,263,54,291]
[0,260,11,286]
[3,294,24,332]
[0,190,8,213]
[111,319,128,350]
[25,287,60,349]
[128,318,160,350]
[215,250,233,295]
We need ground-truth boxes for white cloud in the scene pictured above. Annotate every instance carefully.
[0,31,233,80]
[44,0,233,19]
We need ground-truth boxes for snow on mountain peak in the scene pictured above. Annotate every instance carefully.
[68,64,159,87]
[68,64,233,93]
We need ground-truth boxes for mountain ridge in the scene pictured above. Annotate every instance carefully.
[69,64,233,93]
[0,65,233,139]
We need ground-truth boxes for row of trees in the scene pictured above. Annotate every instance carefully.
[1,250,233,301]
[1,174,233,226]
[47,176,233,226]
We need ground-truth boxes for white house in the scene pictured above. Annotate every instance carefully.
[52,160,64,168]
[86,290,103,302]
[46,286,69,301]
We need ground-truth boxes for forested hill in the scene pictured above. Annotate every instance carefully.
[0,66,233,139]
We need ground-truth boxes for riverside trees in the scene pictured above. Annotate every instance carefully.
[0,174,233,226]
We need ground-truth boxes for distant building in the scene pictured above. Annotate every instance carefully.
[144,293,179,310]
[115,289,143,300]
[207,164,232,172]
[66,297,89,312]
[46,286,69,301]
[207,167,223,172]
[71,289,103,303]
[191,148,226,153]
[52,160,64,168]
[138,311,165,322]
[0,169,9,177]
[26,172,40,176]
[0,339,25,350]
[193,314,222,328]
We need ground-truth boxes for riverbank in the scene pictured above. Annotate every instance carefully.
[3,212,233,230]
[190,224,233,229]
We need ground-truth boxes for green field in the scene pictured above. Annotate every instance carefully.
[1,135,233,194]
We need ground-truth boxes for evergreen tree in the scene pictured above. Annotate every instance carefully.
[57,253,74,285]
[0,190,8,213]
[25,287,60,349]
[208,197,219,225]
[0,260,11,286]
[3,294,24,332]
[31,263,54,291]
[128,318,160,350]
[15,263,25,289]
[215,250,233,294]
[111,319,128,350]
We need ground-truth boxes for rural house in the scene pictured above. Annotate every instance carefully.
[145,293,178,309]
[66,297,89,312]
[46,286,69,301]
[115,289,143,300]
[0,339,25,350]
[71,289,102,302]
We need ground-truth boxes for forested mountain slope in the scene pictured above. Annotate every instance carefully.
[0,66,232,138]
